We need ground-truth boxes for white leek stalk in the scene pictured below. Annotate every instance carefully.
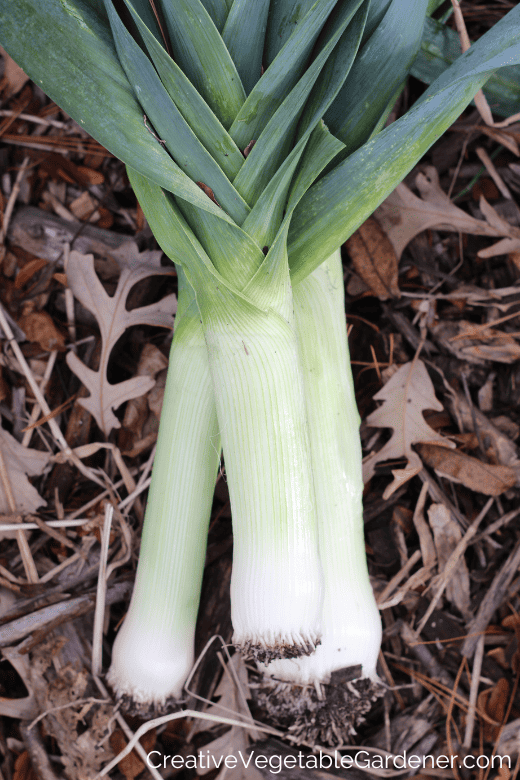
[107,270,220,708]
[200,269,324,662]
[259,251,381,727]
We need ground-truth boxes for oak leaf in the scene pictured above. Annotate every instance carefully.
[375,166,517,259]
[0,419,50,514]
[416,443,517,496]
[363,360,455,498]
[65,246,176,436]
[196,655,262,780]
[344,216,400,299]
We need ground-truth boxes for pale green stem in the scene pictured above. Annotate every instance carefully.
[262,250,381,684]
[200,280,323,660]
[107,270,220,705]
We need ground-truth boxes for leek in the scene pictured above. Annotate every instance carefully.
[257,252,382,740]
[107,269,220,709]
[2,0,520,731]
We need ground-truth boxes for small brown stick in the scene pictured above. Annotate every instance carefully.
[0,447,39,583]
[0,156,30,252]
[93,676,164,780]
[475,146,512,199]
[19,720,61,780]
[92,503,113,677]
[143,114,166,145]
[462,538,520,657]
[0,109,68,128]
[377,549,421,606]
[29,514,77,551]
[21,350,58,446]
[463,634,485,749]
[416,497,494,635]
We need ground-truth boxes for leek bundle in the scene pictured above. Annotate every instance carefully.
[2,0,519,738]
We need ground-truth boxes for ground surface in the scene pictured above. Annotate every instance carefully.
[0,4,519,779]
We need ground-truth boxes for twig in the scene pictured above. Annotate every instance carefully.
[416,499,494,635]
[463,634,485,749]
[21,350,58,447]
[0,109,69,128]
[92,504,113,677]
[19,720,61,780]
[0,304,105,487]
[93,676,163,780]
[0,517,89,531]
[98,710,282,778]
[0,447,39,582]
[462,539,520,657]
[475,146,512,199]
[0,156,30,249]
[377,550,421,606]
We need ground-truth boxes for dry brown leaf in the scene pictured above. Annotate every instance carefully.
[18,310,66,352]
[344,216,400,299]
[416,443,517,496]
[27,636,114,780]
[109,728,156,780]
[0,419,50,515]
[13,751,38,780]
[478,678,510,742]
[121,344,168,451]
[431,319,520,365]
[0,645,38,720]
[0,46,29,98]
[196,655,262,780]
[375,166,515,259]
[363,360,455,498]
[65,246,176,436]
[428,503,471,619]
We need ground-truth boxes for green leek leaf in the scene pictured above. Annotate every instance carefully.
[123,0,245,178]
[229,0,338,149]
[222,0,270,95]
[233,0,364,206]
[103,0,249,224]
[325,0,429,157]
[412,16,520,117]
[0,0,234,225]
[198,0,229,31]
[288,5,520,283]
[158,0,246,128]
[264,0,317,67]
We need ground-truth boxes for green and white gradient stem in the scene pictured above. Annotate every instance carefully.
[107,269,220,706]
[200,277,324,661]
[261,251,380,684]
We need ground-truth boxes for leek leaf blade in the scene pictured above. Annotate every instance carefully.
[222,0,270,95]
[122,0,245,179]
[158,0,246,128]
[288,6,520,283]
[103,0,250,224]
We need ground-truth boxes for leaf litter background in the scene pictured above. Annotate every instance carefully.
[1,5,520,780]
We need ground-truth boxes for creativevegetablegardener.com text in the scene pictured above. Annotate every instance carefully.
[147,750,511,773]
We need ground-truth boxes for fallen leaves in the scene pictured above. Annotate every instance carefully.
[196,655,262,780]
[375,166,515,259]
[18,309,65,352]
[344,216,400,299]
[416,443,517,496]
[363,360,455,497]
[431,319,520,364]
[0,420,50,514]
[65,245,176,436]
